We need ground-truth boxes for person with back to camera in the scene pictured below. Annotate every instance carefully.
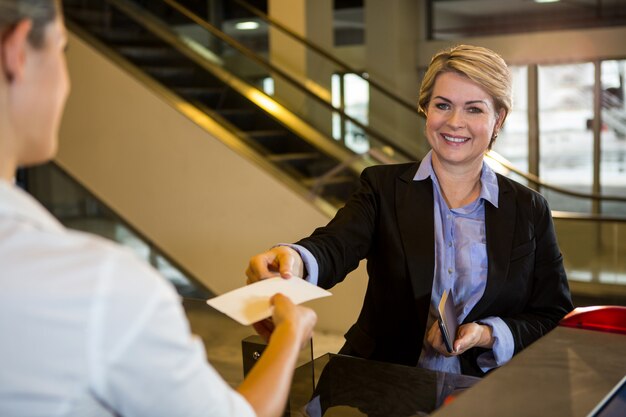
[0,1,317,416]
[246,44,574,377]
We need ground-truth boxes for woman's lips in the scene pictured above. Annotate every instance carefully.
[442,133,470,143]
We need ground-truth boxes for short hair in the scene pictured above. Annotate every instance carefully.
[0,0,59,48]
[418,44,512,126]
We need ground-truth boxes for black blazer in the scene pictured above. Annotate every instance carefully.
[297,162,573,376]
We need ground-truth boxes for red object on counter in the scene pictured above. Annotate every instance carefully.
[559,306,626,335]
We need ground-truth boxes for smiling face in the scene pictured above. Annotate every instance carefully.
[425,71,503,173]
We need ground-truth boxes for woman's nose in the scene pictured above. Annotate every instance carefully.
[447,109,465,128]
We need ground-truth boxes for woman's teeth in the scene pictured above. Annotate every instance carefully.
[443,134,469,143]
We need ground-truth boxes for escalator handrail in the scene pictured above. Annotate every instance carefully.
[155,0,417,161]
[230,0,420,115]
[94,0,626,209]
[230,0,626,207]
[167,0,626,206]
[486,151,626,203]
[551,210,626,222]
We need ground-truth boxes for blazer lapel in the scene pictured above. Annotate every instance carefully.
[466,175,516,322]
[395,166,435,299]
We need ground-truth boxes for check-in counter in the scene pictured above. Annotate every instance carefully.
[248,326,626,416]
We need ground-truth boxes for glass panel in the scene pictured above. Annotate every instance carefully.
[343,73,369,153]
[23,163,211,299]
[539,62,595,213]
[331,73,342,140]
[600,60,626,216]
[555,218,626,286]
[331,73,369,153]
[130,0,417,163]
[493,65,529,173]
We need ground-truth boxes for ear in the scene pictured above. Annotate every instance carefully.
[494,108,506,134]
[2,19,33,83]
[491,109,506,137]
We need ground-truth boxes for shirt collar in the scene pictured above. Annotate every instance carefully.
[0,179,65,233]
[413,150,499,208]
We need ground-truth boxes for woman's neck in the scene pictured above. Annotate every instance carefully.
[0,99,17,181]
[0,129,18,182]
[431,155,483,209]
[0,152,17,182]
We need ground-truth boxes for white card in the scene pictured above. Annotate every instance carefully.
[206,277,332,325]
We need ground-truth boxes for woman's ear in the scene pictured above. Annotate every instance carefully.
[1,19,33,83]
[495,108,506,131]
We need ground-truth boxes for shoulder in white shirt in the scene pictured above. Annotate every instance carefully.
[0,181,255,417]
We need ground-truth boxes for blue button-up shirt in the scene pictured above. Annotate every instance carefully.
[415,151,513,373]
[286,151,514,374]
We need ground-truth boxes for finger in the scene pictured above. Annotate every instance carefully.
[270,292,292,305]
[434,332,451,356]
[252,319,275,341]
[246,253,279,283]
[276,251,297,279]
[426,323,436,346]
[245,261,266,283]
[245,266,272,284]
[454,323,480,353]
[453,331,467,353]
[429,324,455,357]
[245,266,256,284]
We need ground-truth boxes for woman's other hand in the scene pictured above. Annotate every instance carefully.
[427,321,494,356]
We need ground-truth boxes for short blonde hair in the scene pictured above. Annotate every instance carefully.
[418,44,512,135]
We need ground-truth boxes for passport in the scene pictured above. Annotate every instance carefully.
[437,289,459,353]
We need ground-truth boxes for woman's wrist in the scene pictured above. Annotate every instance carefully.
[272,316,309,351]
[476,323,494,349]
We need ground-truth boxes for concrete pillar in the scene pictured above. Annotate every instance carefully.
[268,0,334,139]
[365,0,426,159]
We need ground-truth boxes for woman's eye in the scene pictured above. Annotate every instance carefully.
[435,103,450,110]
[467,107,483,114]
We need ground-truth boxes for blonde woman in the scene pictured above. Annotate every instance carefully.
[247,45,573,377]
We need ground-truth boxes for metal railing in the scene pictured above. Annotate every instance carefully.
[230,0,419,115]
[158,0,416,161]
[73,0,626,216]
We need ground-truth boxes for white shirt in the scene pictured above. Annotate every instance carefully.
[0,180,255,417]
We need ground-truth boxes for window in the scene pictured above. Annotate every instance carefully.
[538,62,595,212]
[331,72,369,153]
[493,65,529,173]
[601,60,626,216]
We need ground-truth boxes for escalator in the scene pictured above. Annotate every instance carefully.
[60,0,626,309]
[63,0,406,210]
[63,0,626,215]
